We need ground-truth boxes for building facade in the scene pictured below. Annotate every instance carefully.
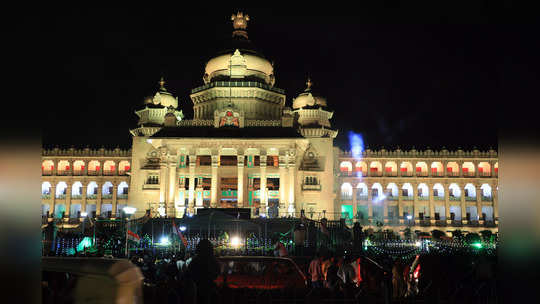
[41,13,498,234]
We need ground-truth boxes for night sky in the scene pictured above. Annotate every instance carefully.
[39,6,510,152]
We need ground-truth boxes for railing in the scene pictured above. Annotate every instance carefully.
[87,171,100,176]
[143,184,160,190]
[41,194,51,199]
[418,196,429,201]
[56,171,71,176]
[434,196,445,201]
[449,196,461,201]
[402,196,413,201]
[103,171,115,176]
[447,173,459,177]
[431,173,444,177]
[385,173,398,177]
[118,194,128,199]
[340,195,353,201]
[42,171,53,176]
[386,196,398,201]
[87,194,97,199]
[465,196,477,201]
[301,184,321,191]
[357,195,368,201]
[463,173,476,177]
[102,194,113,199]
[72,170,84,176]
[482,196,493,202]
[57,194,66,199]
[71,195,82,199]
[191,80,285,94]
[479,172,492,177]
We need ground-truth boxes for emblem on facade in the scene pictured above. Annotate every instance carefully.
[219,111,240,127]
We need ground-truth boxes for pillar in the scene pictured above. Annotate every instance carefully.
[53,160,58,176]
[493,184,498,222]
[460,183,467,224]
[260,155,267,215]
[81,185,87,216]
[237,155,245,208]
[279,156,287,214]
[428,182,435,224]
[444,183,450,224]
[367,182,373,223]
[476,185,483,223]
[211,155,218,208]
[352,187,358,220]
[159,162,168,206]
[168,162,176,210]
[65,182,72,218]
[413,182,419,225]
[83,160,88,175]
[398,183,404,224]
[96,182,102,216]
[188,155,196,212]
[112,183,118,217]
[288,162,295,215]
[51,185,56,217]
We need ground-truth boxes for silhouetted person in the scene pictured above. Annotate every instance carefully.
[185,239,220,304]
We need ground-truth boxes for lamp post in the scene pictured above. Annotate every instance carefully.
[123,206,137,258]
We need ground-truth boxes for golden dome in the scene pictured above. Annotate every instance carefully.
[292,78,327,109]
[203,49,274,85]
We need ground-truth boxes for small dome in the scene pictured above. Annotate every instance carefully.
[152,78,178,108]
[292,79,327,109]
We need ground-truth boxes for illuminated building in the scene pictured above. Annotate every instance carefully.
[41,12,497,234]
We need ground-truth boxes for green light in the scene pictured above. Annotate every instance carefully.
[77,237,93,252]
[472,243,483,249]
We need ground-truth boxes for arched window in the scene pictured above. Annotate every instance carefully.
[118,181,129,198]
[402,183,413,199]
[415,162,428,176]
[355,161,367,177]
[340,161,353,176]
[478,162,491,177]
[103,160,116,175]
[431,162,443,176]
[494,162,498,176]
[87,181,98,197]
[42,182,51,196]
[384,161,397,176]
[371,183,383,198]
[464,183,476,200]
[57,160,70,175]
[386,183,398,198]
[370,161,383,177]
[73,160,85,175]
[433,183,445,198]
[341,183,353,199]
[462,162,475,177]
[55,182,67,199]
[88,160,101,175]
[42,160,54,175]
[449,183,461,199]
[356,183,368,200]
[102,181,113,198]
[447,162,459,177]
[72,181,83,197]
[400,162,413,176]
[118,160,130,175]
[417,183,429,198]
[481,184,492,201]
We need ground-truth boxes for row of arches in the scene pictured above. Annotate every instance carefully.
[42,160,131,175]
[42,181,129,198]
[339,160,498,176]
[340,182,493,200]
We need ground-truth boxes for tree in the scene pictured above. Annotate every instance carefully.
[465,232,481,244]
[480,230,493,243]
[431,229,445,240]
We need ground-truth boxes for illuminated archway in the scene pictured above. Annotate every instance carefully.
[386,183,398,197]
[42,160,54,174]
[481,184,492,199]
[72,181,83,197]
[417,183,429,198]
[478,162,491,176]
[42,182,51,195]
[462,162,475,176]
[415,162,428,176]
[431,162,443,175]
[494,162,498,176]
[103,160,116,174]
[340,161,353,174]
[55,181,67,198]
[464,183,476,199]
[433,183,444,198]
[400,162,413,176]
[384,161,397,176]
[88,160,101,174]
[102,181,113,196]
[371,183,383,198]
[402,183,413,198]
[355,161,367,176]
[57,160,70,174]
[356,183,368,199]
[118,181,129,197]
[447,162,459,176]
[87,181,98,197]
[370,161,382,176]
[449,183,461,198]
[119,160,130,174]
[341,183,353,199]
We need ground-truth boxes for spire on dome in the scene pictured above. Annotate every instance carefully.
[159,76,167,91]
[231,12,250,39]
[305,77,313,91]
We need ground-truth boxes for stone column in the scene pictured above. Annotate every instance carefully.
[188,155,196,212]
[53,160,58,176]
[51,185,56,217]
[397,182,404,224]
[114,161,119,176]
[96,182,102,216]
[112,183,118,217]
[383,181,389,224]
[352,187,358,221]
[476,184,483,223]
[81,184,87,216]
[428,182,435,224]
[459,161,464,178]
[460,183,467,224]
[211,155,219,208]
[493,183,498,222]
[279,156,287,214]
[444,182,451,224]
[168,162,176,210]
[159,162,168,206]
[83,161,88,175]
[413,182,419,225]
[98,161,103,176]
[237,155,245,208]
[367,182,373,223]
[288,162,295,215]
[65,182,72,218]
[260,155,267,215]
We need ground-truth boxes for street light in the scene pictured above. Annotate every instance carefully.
[123,206,137,257]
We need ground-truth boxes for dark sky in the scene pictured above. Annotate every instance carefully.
[37,6,519,151]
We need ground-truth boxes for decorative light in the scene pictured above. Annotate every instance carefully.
[123,206,137,215]
[80,212,88,217]
[471,242,483,249]
[407,215,413,220]
[179,226,187,232]
[146,139,152,144]
[415,241,422,247]
[230,236,241,247]
[158,236,170,246]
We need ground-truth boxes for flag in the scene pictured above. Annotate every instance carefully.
[172,220,188,247]
[127,230,141,243]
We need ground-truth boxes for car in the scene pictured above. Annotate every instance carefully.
[215,256,308,290]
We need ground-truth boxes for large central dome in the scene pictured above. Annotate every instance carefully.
[203,12,275,86]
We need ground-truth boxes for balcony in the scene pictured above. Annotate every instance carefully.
[418,196,429,201]
[41,194,51,199]
[465,197,477,202]
[386,196,398,201]
[302,184,321,191]
[479,173,492,177]
[87,194,97,199]
[56,171,71,176]
[341,195,353,201]
[447,173,459,177]
[482,196,493,202]
[73,170,84,176]
[102,194,113,199]
[71,195,82,199]
[103,170,115,176]
[42,170,53,176]
[449,196,461,201]
[143,184,160,190]
[57,194,66,199]
[356,195,368,201]
[87,171,100,176]
[385,173,398,177]
[463,173,476,177]
[402,196,413,201]
[431,173,444,177]
[118,194,128,199]
[434,196,445,201]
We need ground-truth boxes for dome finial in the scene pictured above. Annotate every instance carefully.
[305,77,313,91]
[159,76,167,91]
[231,12,250,39]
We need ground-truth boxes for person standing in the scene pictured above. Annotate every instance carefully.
[308,253,324,288]
[185,239,220,304]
